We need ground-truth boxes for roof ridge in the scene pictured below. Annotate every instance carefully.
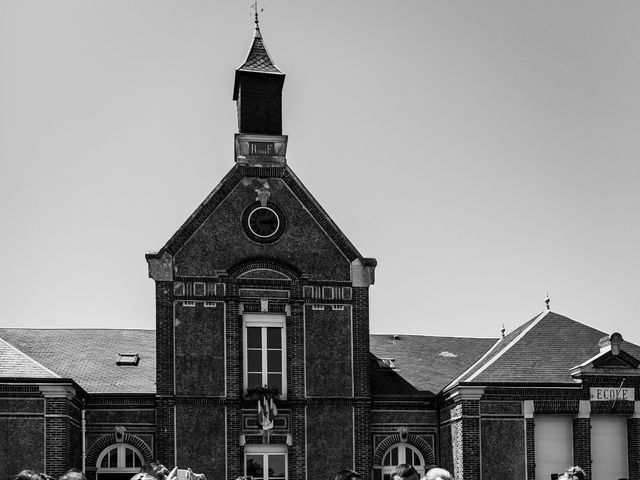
[0,336,61,378]
[464,310,549,383]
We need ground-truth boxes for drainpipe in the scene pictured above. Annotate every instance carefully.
[82,399,87,473]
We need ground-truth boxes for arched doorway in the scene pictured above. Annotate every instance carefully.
[96,443,144,480]
[380,443,426,480]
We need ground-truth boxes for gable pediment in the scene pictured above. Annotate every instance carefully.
[146,164,375,282]
[570,347,640,379]
[592,350,640,369]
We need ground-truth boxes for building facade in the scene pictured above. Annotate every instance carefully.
[2,19,640,480]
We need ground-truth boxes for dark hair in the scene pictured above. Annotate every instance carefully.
[15,471,43,480]
[140,463,167,477]
[392,464,418,479]
[334,470,362,480]
[59,469,87,480]
[565,466,586,480]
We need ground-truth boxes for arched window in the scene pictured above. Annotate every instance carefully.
[381,443,425,480]
[96,444,144,480]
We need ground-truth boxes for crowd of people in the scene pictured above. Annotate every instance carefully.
[13,462,206,480]
[333,462,599,480]
[12,461,615,480]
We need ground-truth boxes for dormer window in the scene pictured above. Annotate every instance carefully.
[376,358,396,369]
[116,354,140,366]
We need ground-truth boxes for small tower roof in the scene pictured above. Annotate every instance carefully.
[233,17,284,100]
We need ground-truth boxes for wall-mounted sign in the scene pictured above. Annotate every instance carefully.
[249,141,275,155]
[590,387,635,402]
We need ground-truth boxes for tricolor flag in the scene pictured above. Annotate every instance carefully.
[258,396,278,430]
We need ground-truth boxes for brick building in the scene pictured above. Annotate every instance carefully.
[2,19,640,480]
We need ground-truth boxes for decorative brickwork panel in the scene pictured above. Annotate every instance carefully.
[371,410,437,425]
[480,418,525,479]
[85,409,156,424]
[0,398,43,413]
[305,306,353,396]
[573,418,591,480]
[307,405,353,480]
[175,301,225,395]
[176,404,226,477]
[173,179,351,280]
[480,401,522,416]
[0,417,44,477]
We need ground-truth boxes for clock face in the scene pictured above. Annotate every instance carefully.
[248,207,280,238]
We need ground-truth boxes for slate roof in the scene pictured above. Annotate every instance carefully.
[455,310,640,385]
[237,25,283,75]
[0,336,59,378]
[370,334,498,395]
[0,329,155,394]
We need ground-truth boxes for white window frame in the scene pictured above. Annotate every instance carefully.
[243,313,287,399]
[245,444,288,480]
[96,444,144,477]
[381,443,426,480]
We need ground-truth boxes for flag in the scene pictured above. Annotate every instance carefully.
[257,395,277,430]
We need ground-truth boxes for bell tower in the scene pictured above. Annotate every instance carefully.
[232,13,285,135]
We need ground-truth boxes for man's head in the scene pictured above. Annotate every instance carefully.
[140,462,169,480]
[559,466,585,480]
[391,464,419,480]
[334,470,362,480]
[59,470,87,480]
[424,467,453,480]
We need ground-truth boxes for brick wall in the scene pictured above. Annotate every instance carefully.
[629,418,640,480]
[573,418,590,480]
[45,396,80,477]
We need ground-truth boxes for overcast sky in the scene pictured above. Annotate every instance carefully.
[1,1,639,344]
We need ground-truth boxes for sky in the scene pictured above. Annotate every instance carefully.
[1,1,639,344]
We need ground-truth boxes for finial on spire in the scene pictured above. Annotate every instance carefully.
[251,1,263,38]
[545,292,550,310]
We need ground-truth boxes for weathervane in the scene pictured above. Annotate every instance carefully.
[545,292,550,310]
[251,1,263,25]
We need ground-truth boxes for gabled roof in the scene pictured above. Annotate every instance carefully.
[0,336,60,379]
[453,311,640,386]
[148,164,372,266]
[0,329,155,394]
[370,334,498,395]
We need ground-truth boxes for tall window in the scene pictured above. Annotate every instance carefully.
[244,314,287,398]
[381,443,425,480]
[245,445,287,480]
[96,444,144,480]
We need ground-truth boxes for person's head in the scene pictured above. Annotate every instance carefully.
[392,464,420,480]
[423,467,453,480]
[140,462,169,480]
[559,466,585,480]
[15,471,43,480]
[59,469,87,480]
[334,470,362,480]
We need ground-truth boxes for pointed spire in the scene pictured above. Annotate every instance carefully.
[235,3,282,77]
[233,11,286,135]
